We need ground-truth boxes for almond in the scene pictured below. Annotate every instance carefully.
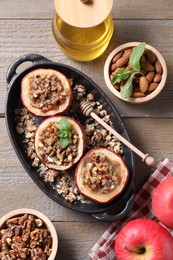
[140,55,146,63]
[140,69,147,76]
[146,72,155,83]
[153,73,162,83]
[120,84,124,91]
[111,63,117,72]
[133,77,139,87]
[141,62,155,72]
[148,83,158,92]
[112,52,123,63]
[155,60,163,74]
[119,80,126,91]
[114,84,120,91]
[139,76,148,93]
[131,91,146,98]
[145,50,157,64]
[116,56,129,68]
[123,48,132,58]
[133,86,140,92]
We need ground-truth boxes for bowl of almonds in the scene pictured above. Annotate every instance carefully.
[0,208,58,259]
[104,42,167,103]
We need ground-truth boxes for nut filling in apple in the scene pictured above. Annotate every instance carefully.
[35,116,85,171]
[21,69,72,117]
[29,73,68,111]
[75,148,129,204]
[38,122,78,165]
[81,153,121,194]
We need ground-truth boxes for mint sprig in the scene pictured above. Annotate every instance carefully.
[111,69,131,85]
[111,42,146,98]
[57,118,72,149]
[129,42,146,71]
[120,72,139,99]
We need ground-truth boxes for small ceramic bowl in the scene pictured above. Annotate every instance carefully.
[104,42,167,104]
[0,208,58,260]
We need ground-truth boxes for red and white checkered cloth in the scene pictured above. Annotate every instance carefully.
[88,158,173,260]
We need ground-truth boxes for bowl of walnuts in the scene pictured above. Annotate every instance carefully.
[0,208,58,259]
[104,42,167,103]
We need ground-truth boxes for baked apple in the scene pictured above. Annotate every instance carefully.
[75,148,129,204]
[21,68,72,117]
[35,116,86,171]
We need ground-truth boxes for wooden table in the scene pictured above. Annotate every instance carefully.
[0,1,173,259]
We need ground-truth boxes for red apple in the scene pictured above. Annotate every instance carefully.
[115,218,173,260]
[152,176,173,229]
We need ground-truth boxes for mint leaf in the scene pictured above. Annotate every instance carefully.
[57,118,72,149]
[57,130,69,138]
[120,72,138,99]
[59,118,71,131]
[68,131,72,139]
[111,69,131,85]
[129,42,146,71]
[59,138,70,149]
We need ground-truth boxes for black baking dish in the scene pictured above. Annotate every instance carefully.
[5,54,135,221]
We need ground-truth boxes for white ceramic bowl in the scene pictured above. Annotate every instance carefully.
[0,208,58,260]
[104,42,167,104]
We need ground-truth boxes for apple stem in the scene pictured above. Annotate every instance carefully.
[124,246,145,254]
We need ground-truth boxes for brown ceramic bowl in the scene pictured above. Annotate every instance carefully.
[0,208,58,259]
[104,42,167,104]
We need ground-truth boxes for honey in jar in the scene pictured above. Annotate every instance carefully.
[52,0,114,61]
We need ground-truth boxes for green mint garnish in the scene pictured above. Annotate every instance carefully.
[57,118,72,149]
[59,137,71,149]
[120,71,139,99]
[59,118,71,131]
[111,42,146,99]
[129,42,146,71]
[111,69,131,85]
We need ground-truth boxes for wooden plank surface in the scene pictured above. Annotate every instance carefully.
[0,0,173,20]
[1,1,173,259]
[54,222,110,260]
[1,19,173,117]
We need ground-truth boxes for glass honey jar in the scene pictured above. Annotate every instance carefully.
[52,0,114,61]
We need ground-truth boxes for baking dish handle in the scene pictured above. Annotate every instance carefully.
[91,187,135,222]
[6,54,52,86]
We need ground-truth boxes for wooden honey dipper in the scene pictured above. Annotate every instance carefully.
[80,100,156,167]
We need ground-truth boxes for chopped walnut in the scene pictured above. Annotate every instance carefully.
[28,73,69,112]
[0,214,52,260]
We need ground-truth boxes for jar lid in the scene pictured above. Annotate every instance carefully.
[54,0,113,28]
